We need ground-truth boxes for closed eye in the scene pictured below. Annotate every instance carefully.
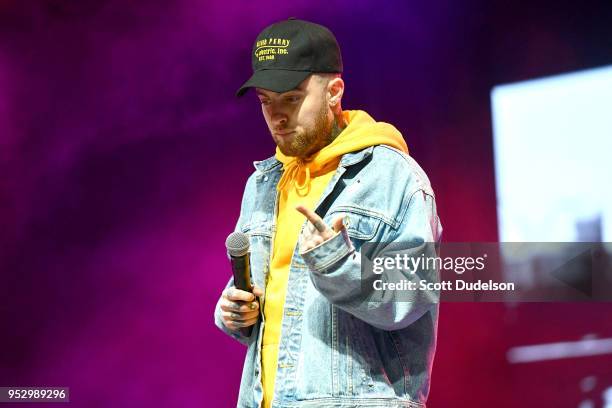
[285,95,301,103]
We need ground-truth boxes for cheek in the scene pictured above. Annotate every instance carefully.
[261,107,274,128]
[295,101,323,130]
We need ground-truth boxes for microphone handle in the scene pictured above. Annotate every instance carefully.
[230,253,254,337]
[230,253,252,291]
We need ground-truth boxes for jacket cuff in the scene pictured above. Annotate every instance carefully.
[214,312,250,345]
[214,301,251,345]
[300,228,355,273]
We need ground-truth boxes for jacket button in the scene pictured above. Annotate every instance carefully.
[264,176,269,181]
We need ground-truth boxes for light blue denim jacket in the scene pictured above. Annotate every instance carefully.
[215,145,443,408]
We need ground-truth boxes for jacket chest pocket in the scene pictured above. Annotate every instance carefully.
[326,207,387,242]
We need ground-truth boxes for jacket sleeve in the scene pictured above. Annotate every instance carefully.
[213,173,257,345]
[301,189,442,331]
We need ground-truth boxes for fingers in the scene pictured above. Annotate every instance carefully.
[252,285,264,297]
[299,234,326,253]
[331,215,345,233]
[221,287,260,313]
[221,309,259,322]
[296,205,328,233]
[296,206,346,254]
[307,235,325,247]
[220,298,259,313]
[223,287,255,302]
[225,316,259,330]
[221,286,261,330]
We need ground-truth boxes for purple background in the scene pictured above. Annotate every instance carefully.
[1,1,612,406]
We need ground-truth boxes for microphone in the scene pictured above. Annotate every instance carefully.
[225,232,254,337]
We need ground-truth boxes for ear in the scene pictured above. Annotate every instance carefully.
[327,76,344,109]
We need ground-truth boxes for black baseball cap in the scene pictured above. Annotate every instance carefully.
[236,18,343,97]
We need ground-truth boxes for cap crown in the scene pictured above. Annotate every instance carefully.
[251,18,343,73]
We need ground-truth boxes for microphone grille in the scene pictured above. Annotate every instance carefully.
[225,232,250,257]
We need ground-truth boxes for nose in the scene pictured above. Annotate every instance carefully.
[270,110,288,129]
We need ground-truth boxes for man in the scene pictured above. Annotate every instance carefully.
[215,18,442,408]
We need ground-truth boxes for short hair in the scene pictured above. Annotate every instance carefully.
[314,72,342,85]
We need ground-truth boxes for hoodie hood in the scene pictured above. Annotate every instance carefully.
[275,110,408,195]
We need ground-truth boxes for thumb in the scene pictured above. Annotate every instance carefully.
[252,285,264,297]
[332,215,346,233]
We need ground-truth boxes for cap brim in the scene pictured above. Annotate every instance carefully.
[236,70,311,97]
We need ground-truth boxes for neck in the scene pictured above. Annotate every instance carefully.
[329,110,348,142]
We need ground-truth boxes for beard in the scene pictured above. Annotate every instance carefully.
[275,104,333,159]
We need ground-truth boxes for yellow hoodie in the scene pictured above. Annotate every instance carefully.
[261,110,408,408]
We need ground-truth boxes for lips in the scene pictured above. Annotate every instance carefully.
[274,130,295,137]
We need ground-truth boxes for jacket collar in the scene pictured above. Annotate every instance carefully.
[253,146,375,173]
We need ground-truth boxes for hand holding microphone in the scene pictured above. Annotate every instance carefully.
[219,285,263,335]
[222,232,264,337]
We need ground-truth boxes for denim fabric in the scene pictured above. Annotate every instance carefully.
[214,145,443,408]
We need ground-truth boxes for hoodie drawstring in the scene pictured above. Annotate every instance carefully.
[277,160,311,196]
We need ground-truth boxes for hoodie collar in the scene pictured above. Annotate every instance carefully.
[253,146,374,174]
